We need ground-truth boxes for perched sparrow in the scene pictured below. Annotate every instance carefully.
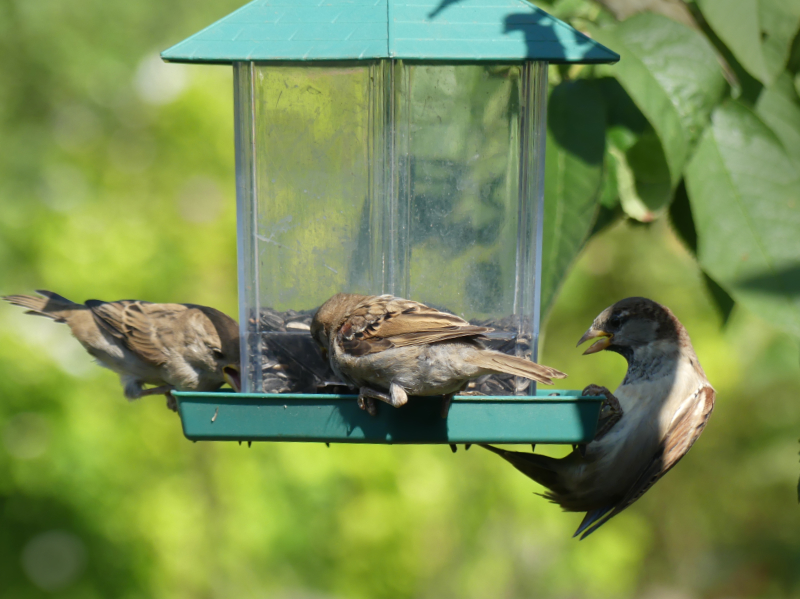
[310,293,566,416]
[482,297,715,538]
[3,290,241,410]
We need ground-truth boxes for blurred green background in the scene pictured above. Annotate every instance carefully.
[2,0,800,597]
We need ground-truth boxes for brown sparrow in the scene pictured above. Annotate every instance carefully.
[482,297,715,538]
[4,290,241,410]
[310,293,567,416]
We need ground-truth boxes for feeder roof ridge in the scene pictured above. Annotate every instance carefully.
[161,0,618,65]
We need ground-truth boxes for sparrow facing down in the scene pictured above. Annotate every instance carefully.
[310,293,567,416]
[482,297,715,538]
[3,290,241,410]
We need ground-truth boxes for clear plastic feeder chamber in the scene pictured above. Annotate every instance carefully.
[162,0,618,444]
[235,60,548,396]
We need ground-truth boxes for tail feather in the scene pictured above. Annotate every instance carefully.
[35,289,75,304]
[3,290,77,322]
[573,507,614,539]
[480,444,562,490]
[467,351,566,385]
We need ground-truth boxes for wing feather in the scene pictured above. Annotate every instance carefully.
[337,296,491,356]
[87,300,187,366]
[579,385,716,539]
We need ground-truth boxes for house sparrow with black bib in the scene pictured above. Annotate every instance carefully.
[482,297,715,538]
[4,290,241,411]
[310,293,567,416]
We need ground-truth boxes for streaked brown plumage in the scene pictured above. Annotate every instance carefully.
[311,293,566,415]
[483,297,715,538]
[3,290,241,410]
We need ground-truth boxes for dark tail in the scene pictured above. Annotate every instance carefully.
[479,444,562,490]
[2,290,78,322]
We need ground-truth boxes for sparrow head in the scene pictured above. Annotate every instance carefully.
[577,297,680,359]
[197,307,241,392]
[310,293,368,357]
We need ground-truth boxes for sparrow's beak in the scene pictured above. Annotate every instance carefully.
[223,366,241,392]
[577,328,613,355]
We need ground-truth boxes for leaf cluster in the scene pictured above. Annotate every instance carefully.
[538,0,800,340]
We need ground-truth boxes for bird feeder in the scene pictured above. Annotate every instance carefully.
[161,0,618,445]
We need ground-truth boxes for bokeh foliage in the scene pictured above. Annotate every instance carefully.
[0,0,799,598]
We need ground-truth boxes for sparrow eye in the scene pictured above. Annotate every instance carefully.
[608,314,622,328]
[213,349,225,359]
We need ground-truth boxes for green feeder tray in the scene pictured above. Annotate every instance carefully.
[173,390,604,444]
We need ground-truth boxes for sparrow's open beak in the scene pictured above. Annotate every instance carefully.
[577,328,613,355]
[223,366,241,392]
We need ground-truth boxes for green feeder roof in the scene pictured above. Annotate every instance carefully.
[161,0,618,64]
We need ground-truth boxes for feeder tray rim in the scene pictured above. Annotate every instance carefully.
[172,389,607,445]
[172,390,606,402]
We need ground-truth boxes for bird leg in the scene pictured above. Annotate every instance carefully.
[441,382,467,419]
[138,385,175,397]
[122,377,177,407]
[358,386,390,416]
[136,385,178,413]
[583,384,623,441]
[121,378,179,413]
[440,393,455,418]
[357,383,409,416]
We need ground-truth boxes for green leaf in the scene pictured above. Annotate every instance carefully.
[703,271,736,325]
[699,0,800,86]
[668,180,697,253]
[755,73,800,162]
[669,180,737,324]
[685,101,800,337]
[596,78,669,221]
[605,127,670,222]
[592,13,728,190]
[541,80,606,316]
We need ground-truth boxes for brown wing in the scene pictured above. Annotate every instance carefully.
[86,300,188,366]
[337,295,491,357]
[578,385,716,539]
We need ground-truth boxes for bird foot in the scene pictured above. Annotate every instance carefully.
[583,384,623,441]
[358,387,389,416]
[440,394,454,418]
[165,391,178,413]
[137,384,174,398]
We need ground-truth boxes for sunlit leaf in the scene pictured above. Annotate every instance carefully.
[755,73,800,162]
[700,0,800,86]
[686,101,800,336]
[592,13,727,191]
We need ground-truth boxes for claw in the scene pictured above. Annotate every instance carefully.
[441,394,454,418]
[583,385,624,441]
